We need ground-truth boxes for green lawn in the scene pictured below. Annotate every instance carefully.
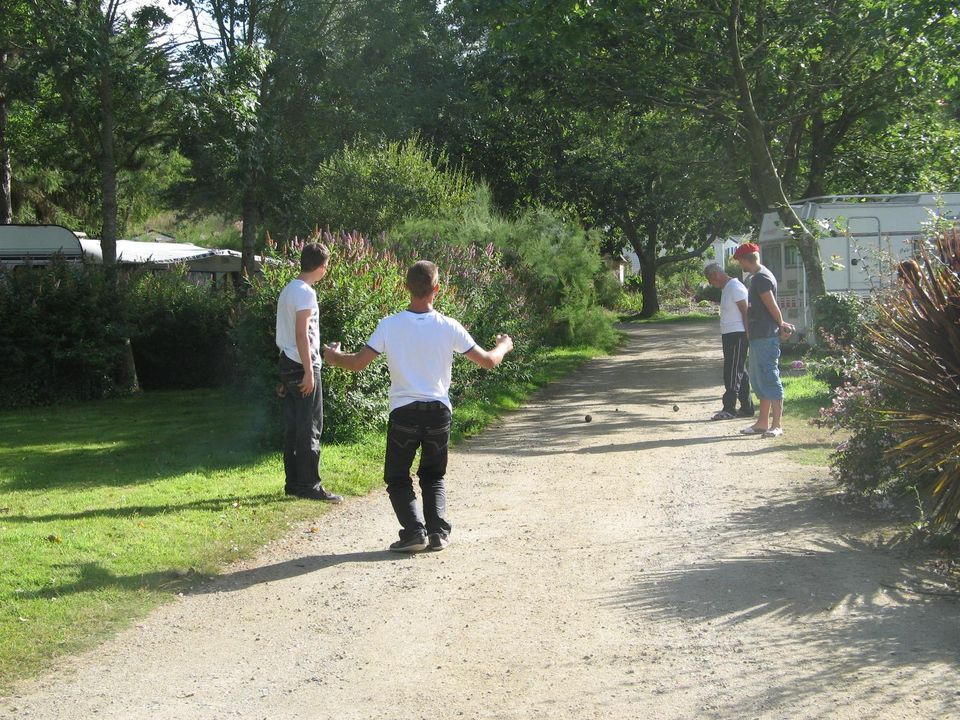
[780,366,837,467]
[0,346,601,688]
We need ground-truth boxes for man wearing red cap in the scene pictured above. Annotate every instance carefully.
[732,243,795,438]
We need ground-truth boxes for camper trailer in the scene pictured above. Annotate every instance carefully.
[0,224,270,283]
[0,224,84,267]
[756,193,960,336]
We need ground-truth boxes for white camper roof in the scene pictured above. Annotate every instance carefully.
[81,239,274,273]
[0,224,83,265]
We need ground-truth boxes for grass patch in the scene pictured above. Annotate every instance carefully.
[780,369,837,467]
[0,345,604,688]
[619,309,717,324]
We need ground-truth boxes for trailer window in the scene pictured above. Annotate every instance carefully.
[784,245,801,267]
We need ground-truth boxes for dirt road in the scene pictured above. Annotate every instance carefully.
[3,322,958,719]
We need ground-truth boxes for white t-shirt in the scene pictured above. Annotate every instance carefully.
[366,309,476,411]
[719,278,748,334]
[275,278,321,366]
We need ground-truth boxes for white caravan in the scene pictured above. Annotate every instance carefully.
[756,192,960,337]
[0,224,84,267]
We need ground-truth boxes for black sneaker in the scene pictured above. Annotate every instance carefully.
[389,533,428,553]
[427,533,449,552]
[286,485,343,503]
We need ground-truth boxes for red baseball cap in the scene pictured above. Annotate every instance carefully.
[732,242,760,259]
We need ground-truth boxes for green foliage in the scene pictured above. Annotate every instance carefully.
[126,268,236,390]
[0,259,132,407]
[301,137,473,235]
[232,226,552,442]
[861,232,960,528]
[392,193,617,349]
[808,293,875,388]
[656,259,703,309]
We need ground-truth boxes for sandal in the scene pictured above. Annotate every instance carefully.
[711,410,736,420]
[740,425,767,435]
[763,427,784,438]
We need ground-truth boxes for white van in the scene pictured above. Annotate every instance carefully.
[756,193,960,335]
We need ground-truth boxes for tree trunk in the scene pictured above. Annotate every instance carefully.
[639,254,660,318]
[727,1,826,303]
[99,62,118,268]
[241,188,258,279]
[0,51,12,224]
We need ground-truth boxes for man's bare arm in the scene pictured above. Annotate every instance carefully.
[464,334,514,369]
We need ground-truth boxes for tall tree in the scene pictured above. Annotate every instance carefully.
[177,0,462,275]
[27,0,177,266]
[452,0,960,303]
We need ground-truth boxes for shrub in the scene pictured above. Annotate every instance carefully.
[232,228,544,442]
[126,267,236,390]
[695,283,721,304]
[392,192,617,349]
[300,137,473,236]
[0,259,133,407]
[860,231,960,528]
[807,294,875,388]
[656,258,702,308]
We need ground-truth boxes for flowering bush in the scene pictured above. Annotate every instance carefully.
[232,228,542,442]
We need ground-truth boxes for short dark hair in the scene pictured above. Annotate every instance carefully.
[301,243,330,272]
[406,260,439,298]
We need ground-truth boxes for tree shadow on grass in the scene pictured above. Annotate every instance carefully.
[0,492,286,523]
[0,390,276,491]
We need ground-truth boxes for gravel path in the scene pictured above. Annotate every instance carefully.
[3,322,959,719]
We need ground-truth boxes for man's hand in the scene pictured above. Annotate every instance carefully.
[496,333,514,354]
[299,366,315,396]
[323,342,342,367]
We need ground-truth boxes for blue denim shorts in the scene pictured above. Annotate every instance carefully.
[748,335,784,401]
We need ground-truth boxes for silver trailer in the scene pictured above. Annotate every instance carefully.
[756,193,960,336]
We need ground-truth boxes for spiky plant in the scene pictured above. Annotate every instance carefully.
[864,230,960,529]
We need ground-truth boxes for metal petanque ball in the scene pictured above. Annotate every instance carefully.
[584,414,592,423]
[672,405,679,412]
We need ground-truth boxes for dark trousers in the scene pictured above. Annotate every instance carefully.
[384,401,452,541]
[721,331,753,414]
[279,354,323,492]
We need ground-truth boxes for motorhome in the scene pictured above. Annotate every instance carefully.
[756,193,960,336]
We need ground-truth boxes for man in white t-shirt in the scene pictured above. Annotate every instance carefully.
[704,262,754,420]
[324,260,514,553]
[275,242,341,503]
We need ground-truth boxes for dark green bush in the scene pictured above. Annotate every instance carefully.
[301,137,473,236]
[126,268,236,390]
[0,259,132,407]
[695,283,722,303]
[808,293,874,388]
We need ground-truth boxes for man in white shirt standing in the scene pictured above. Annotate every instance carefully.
[324,260,514,553]
[275,242,342,503]
[704,262,754,420]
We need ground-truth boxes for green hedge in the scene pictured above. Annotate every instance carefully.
[0,259,131,406]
